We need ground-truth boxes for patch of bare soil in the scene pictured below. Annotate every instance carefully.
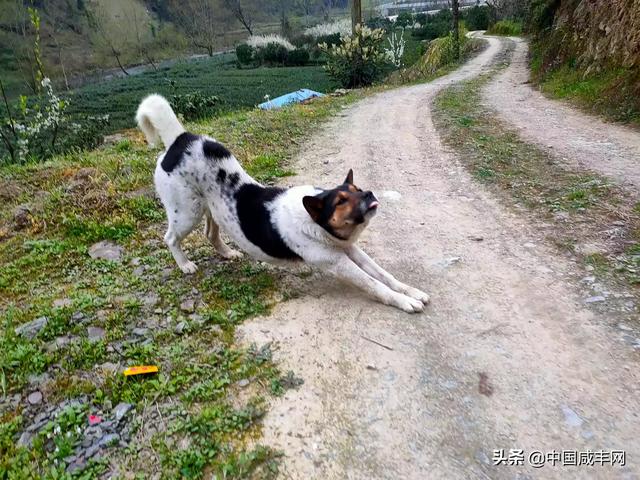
[237,36,640,479]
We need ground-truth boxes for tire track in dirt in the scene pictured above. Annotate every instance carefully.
[238,37,640,479]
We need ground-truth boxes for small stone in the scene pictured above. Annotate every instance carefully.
[46,335,75,353]
[12,204,32,229]
[618,324,633,332]
[71,311,86,323]
[133,266,145,276]
[63,455,77,464]
[17,431,33,447]
[88,241,123,262]
[132,327,149,337]
[15,316,48,340]
[53,298,72,308]
[561,405,583,428]
[85,443,101,458]
[67,460,86,474]
[585,296,606,304]
[154,308,163,314]
[180,299,196,313]
[236,379,250,388]
[440,256,462,267]
[99,433,120,446]
[114,402,133,422]
[130,257,142,266]
[28,372,50,387]
[210,324,223,335]
[27,391,43,405]
[382,190,402,201]
[174,321,187,335]
[143,293,159,307]
[366,364,378,371]
[87,326,105,342]
[468,235,484,241]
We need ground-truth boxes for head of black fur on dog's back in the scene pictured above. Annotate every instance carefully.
[303,169,379,241]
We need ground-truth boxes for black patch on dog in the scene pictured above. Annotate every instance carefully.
[228,173,240,188]
[217,169,227,184]
[203,140,231,160]
[161,132,198,172]
[235,184,301,260]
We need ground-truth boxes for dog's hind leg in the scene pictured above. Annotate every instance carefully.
[204,211,243,260]
[164,202,204,274]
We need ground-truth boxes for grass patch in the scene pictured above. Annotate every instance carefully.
[486,20,523,36]
[0,91,359,478]
[533,61,640,125]
[433,73,640,288]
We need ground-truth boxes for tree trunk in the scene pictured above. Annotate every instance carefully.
[351,0,362,33]
[111,46,130,75]
[452,0,460,61]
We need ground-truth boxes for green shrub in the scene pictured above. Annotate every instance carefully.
[366,16,393,32]
[464,5,491,30]
[486,20,523,36]
[291,33,314,48]
[316,32,342,48]
[170,91,219,120]
[412,8,452,40]
[396,12,414,28]
[412,22,449,41]
[257,42,289,65]
[320,24,387,88]
[236,43,254,65]
[285,48,310,66]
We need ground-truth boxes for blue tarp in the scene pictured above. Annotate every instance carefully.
[258,89,324,110]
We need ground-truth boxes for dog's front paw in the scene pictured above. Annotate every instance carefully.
[180,261,198,274]
[389,293,424,313]
[405,287,430,305]
[221,249,243,260]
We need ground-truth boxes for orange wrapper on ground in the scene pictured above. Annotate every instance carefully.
[123,365,159,376]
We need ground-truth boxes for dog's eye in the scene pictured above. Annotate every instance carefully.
[337,197,348,205]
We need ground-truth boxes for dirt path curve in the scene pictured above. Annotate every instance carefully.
[483,35,640,191]
[239,37,640,479]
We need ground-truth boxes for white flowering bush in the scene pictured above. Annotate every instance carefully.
[304,19,352,38]
[385,28,406,68]
[246,34,295,51]
[0,78,109,164]
[320,24,388,88]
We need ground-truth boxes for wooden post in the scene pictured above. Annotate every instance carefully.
[452,0,460,60]
[351,0,362,33]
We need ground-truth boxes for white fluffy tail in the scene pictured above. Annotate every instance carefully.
[135,94,185,149]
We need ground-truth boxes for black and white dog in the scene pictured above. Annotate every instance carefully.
[136,94,429,313]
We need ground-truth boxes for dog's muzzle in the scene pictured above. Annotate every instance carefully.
[361,191,379,219]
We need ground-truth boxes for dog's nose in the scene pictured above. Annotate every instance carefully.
[364,191,376,201]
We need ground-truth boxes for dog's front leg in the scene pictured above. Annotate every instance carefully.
[325,255,424,313]
[347,246,430,304]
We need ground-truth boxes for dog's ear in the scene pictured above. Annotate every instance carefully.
[344,169,354,185]
[302,195,323,222]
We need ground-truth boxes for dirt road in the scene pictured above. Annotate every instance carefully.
[239,36,640,479]
[483,36,640,191]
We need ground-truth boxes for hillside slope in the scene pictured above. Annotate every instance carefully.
[529,0,640,124]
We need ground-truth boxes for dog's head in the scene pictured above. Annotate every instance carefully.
[302,169,378,242]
